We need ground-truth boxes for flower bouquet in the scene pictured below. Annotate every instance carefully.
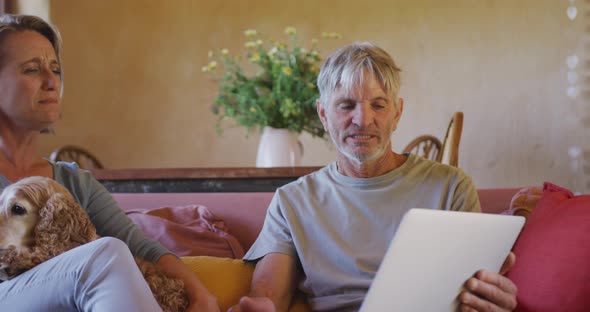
[203,27,341,139]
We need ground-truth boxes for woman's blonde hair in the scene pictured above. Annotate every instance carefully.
[0,14,62,68]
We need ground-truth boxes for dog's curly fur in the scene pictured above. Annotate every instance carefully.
[0,176,188,312]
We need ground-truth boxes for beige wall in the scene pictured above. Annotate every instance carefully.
[39,0,588,189]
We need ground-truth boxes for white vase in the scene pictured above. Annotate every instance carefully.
[256,126,303,167]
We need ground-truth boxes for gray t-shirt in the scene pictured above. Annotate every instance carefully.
[244,154,480,311]
[0,161,170,262]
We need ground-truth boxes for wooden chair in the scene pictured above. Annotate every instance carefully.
[49,145,104,170]
[439,112,463,167]
[403,112,464,167]
[402,135,442,162]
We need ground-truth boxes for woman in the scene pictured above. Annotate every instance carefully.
[0,14,219,311]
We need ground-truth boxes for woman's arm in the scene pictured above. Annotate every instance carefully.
[57,163,169,261]
[54,163,220,310]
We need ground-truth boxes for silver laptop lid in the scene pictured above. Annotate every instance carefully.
[360,208,524,312]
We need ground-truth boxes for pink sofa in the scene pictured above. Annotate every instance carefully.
[96,167,590,311]
[106,176,590,312]
[112,188,522,252]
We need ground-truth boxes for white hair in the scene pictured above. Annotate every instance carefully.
[317,42,401,107]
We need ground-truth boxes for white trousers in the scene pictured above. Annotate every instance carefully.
[0,237,162,312]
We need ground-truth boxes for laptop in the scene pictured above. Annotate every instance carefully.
[360,208,525,312]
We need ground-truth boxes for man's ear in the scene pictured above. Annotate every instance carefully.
[392,98,404,131]
[395,98,404,121]
[317,99,328,131]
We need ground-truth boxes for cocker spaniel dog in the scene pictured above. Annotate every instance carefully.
[0,176,188,312]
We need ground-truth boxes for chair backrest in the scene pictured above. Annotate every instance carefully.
[49,145,104,170]
[402,135,442,162]
[402,111,464,167]
[439,112,464,167]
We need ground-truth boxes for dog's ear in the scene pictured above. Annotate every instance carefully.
[35,193,98,257]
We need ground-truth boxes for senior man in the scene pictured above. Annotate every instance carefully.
[229,42,518,312]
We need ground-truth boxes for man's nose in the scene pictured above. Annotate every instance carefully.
[352,104,374,127]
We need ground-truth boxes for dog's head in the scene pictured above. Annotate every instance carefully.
[0,176,97,261]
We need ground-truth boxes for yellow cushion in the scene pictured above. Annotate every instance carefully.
[182,256,310,312]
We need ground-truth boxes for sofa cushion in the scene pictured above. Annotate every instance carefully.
[502,186,543,218]
[477,188,523,214]
[112,192,273,251]
[182,256,310,311]
[506,182,590,312]
[127,205,244,258]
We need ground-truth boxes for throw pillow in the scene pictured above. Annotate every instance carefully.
[502,186,543,218]
[126,205,245,258]
[181,256,311,312]
[506,182,590,312]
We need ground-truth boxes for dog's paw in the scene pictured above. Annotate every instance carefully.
[0,267,9,281]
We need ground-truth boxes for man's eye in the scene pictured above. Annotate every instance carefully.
[339,103,354,110]
[11,204,26,216]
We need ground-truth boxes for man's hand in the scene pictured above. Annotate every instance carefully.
[227,296,276,312]
[459,252,518,312]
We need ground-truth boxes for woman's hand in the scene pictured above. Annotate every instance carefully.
[227,296,276,312]
[187,290,219,312]
[157,254,220,312]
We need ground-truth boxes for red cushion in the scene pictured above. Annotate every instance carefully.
[126,205,245,259]
[506,182,590,312]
